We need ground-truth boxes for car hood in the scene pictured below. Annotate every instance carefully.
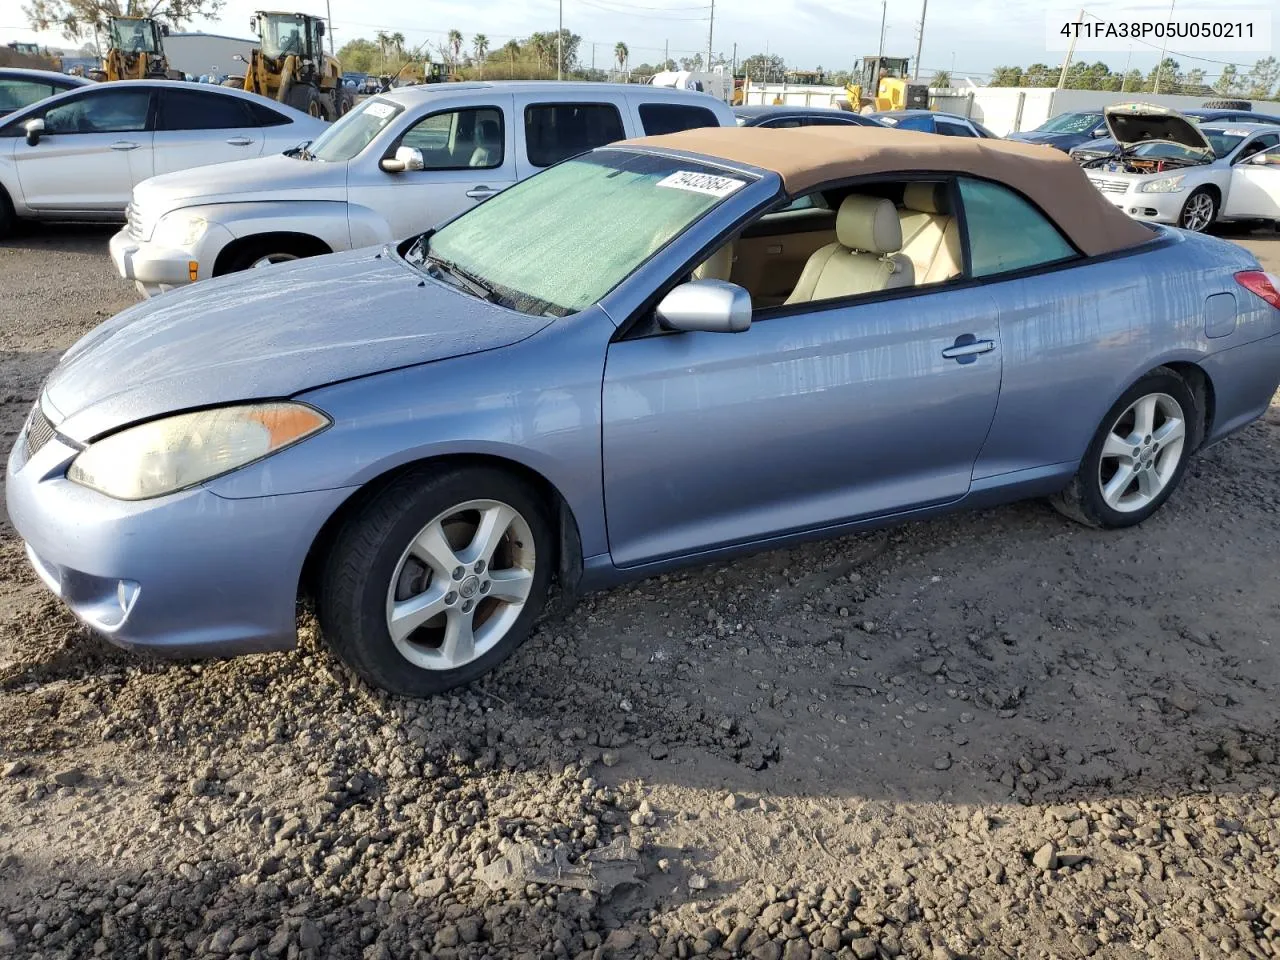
[1103,103,1214,158]
[44,247,554,442]
[133,152,347,212]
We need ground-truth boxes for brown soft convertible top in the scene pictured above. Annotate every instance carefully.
[622,125,1153,257]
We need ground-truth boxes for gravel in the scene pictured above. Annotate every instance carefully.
[2,223,1280,958]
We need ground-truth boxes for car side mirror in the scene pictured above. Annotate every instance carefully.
[161,24,170,35]
[316,21,325,36]
[656,279,752,334]
[381,146,425,173]
[24,118,45,146]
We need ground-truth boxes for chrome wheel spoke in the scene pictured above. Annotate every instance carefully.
[487,567,534,604]
[388,586,449,642]
[1133,394,1157,438]
[1152,416,1184,448]
[1101,431,1136,460]
[460,503,516,566]
[439,608,476,667]
[410,521,463,578]
[1136,467,1161,499]
[1103,463,1135,507]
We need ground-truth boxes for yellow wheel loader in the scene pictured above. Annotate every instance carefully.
[92,17,182,81]
[838,56,929,113]
[239,11,353,120]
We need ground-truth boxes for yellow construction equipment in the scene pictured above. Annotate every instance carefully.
[839,56,929,113]
[239,11,353,119]
[93,17,181,81]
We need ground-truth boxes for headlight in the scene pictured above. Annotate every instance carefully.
[1139,176,1186,194]
[151,212,209,247]
[68,403,330,500]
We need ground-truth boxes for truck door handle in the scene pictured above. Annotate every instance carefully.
[109,141,140,151]
[941,335,995,363]
[225,136,253,146]
[465,186,499,200]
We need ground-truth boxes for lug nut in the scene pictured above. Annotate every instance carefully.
[445,591,457,605]
[462,599,473,613]
[452,566,464,580]
[480,581,491,594]
[474,559,486,574]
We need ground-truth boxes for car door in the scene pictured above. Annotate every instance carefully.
[347,95,518,240]
[513,93,630,181]
[600,181,1003,568]
[1225,144,1280,220]
[151,87,266,178]
[11,86,153,213]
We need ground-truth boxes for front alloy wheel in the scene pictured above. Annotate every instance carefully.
[320,467,552,696]
[1178,189,1216,232]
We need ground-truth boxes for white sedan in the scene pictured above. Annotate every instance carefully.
[0,80,326,235]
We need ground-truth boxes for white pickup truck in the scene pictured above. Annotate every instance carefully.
[111,80,737,296]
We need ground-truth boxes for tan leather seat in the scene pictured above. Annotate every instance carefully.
[691,242,736,281]
[898,182,962,284]
[784,196,913,305]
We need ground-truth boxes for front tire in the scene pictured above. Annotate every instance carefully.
[1178,188,1217,232]
[1050,369,1198,528]
[319,467,553,697]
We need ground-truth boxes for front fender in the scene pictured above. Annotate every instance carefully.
[177,199,365,253]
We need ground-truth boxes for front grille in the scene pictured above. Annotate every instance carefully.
[23,405,56,461]
[126,202,143,239]
[1092,179,1129,195]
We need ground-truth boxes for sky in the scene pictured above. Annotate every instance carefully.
[5,0,1276,83]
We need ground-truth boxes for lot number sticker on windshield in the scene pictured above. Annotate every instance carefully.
[366,101,396,118]
[657,171,746,198]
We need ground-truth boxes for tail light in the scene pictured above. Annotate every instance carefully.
[1235,270,1280,310]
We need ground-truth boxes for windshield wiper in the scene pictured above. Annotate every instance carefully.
[424,252,495,302]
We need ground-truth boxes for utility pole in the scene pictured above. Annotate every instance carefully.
[732,41,736,76]
[325,0,334,54]
[1153,0,1176,93]
[877,0,886,60]
[912,0,926,81]
[591,42,596,73]
[706,0,714,72]
[557,0,563,81]
[664,39,668,70]
[1057,6,1083,88]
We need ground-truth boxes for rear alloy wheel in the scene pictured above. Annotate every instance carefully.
[1178,188,1217,232]
[1050,369,1197,528]
[319,467,552,696]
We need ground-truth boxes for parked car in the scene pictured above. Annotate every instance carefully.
[0,80,326,235]
[1070,106,1280,163]
[1079,105,1280,231]
[0,67,93,118]
[868,109,998,138]
[110,81,736,296]
[733,105,882,128]
[12,126,1280,697]
[1005,111,1107,152]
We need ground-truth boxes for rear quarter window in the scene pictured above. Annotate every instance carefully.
[638,102,719,136]
[958,178,1077,277]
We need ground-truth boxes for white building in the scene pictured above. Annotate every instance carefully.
[165,31,256,79]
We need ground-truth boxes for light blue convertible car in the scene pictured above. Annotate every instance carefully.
[9,126,1280,696]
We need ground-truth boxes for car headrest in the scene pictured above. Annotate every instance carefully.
[902,181,950,214]
[836,195,902,253]
[476,118,500,142]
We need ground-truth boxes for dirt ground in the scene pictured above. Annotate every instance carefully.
[1,223,1279,960]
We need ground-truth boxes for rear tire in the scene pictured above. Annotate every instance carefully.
[1201,99,1250,111]
[319,467,553,697]
[1050,368,1198,528]
[0,187,14,238]
[1177,188,1217,232]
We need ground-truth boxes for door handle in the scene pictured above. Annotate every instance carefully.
[941,335,995,362]
[465,186,498,200]
[109,141,140,151]
[225,136,253,146]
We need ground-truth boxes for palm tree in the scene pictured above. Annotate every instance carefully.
[448,29,463,70]
[375,30,389,74]
[473,33,488,76]
[614,41,628,79]
[503,38,520,78]
[389,32,405,55]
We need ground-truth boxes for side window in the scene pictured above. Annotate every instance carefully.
[1250,145,1280,166]
[937,120,976,138]
[809,115,862,126]
[958,178,1076,277]
[158,89,253,130]
[39,88,150,135]
[248,101,291,126]
[400,107,504,170]
[524,102,624,168]
[893,114,934,133]
[0,80,57,114]
[764,117,802,128]
[1238,134,1279,161]
[638,102,718,136]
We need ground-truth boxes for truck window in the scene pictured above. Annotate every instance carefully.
[524,102,624,168]
[638,102,719,136]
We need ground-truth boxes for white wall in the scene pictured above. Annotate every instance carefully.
[165,33,255,79]
[742,80,1280,136]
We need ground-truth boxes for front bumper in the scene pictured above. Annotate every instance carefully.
[110,221,235,299]
[1087,180,1186,224]
[6,418,354,657]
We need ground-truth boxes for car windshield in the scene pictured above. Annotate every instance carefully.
[414,150,754,316]
[259,16,306,58]
[109,19,158,53]
[1035,112,1102,134]
[1129,133,1239,161]
[304,97,403,161]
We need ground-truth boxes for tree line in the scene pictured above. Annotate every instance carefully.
[989,56,1280,99]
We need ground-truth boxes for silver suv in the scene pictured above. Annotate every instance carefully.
[111,81,736,296]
